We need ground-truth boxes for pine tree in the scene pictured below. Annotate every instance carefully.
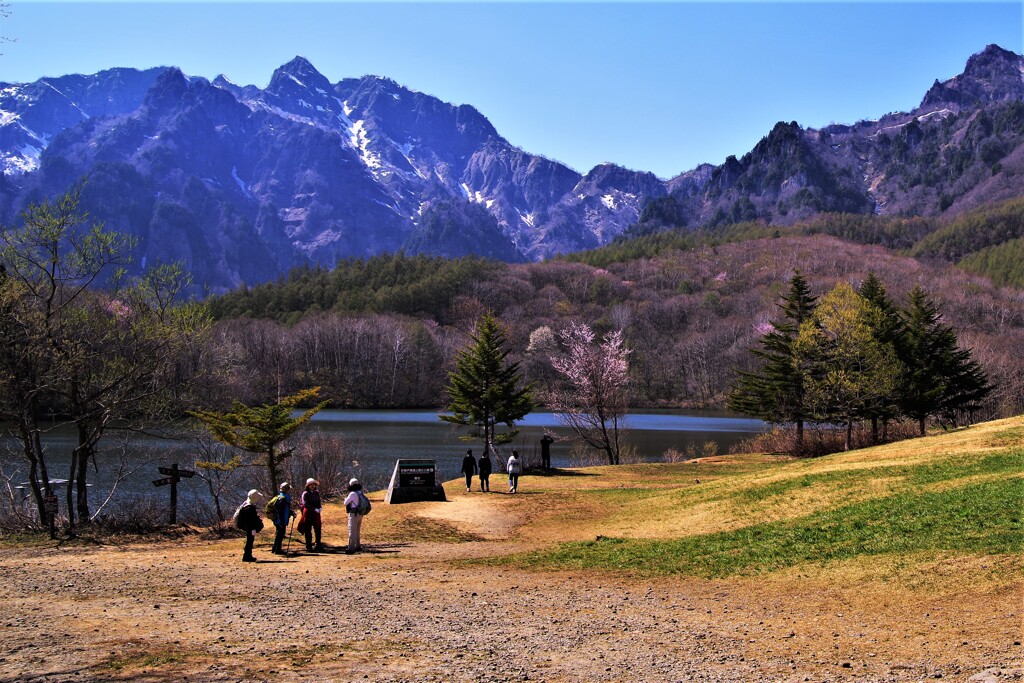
[189,387,329,488]
[440,312,534,457]
[900,287,992,435]
[728,271,816,453]
[857,273,905,442]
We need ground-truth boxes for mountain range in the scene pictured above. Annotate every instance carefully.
[1,44,1023,292]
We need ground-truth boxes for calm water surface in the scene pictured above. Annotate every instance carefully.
[2,410,765,517]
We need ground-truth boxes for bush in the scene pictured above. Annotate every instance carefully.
[732,421,923,457]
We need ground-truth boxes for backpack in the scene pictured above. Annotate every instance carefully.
[234,502,262,531]
[356,491,372,516]
[265,494,283,518]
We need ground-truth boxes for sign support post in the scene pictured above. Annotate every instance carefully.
[153,463,195,524]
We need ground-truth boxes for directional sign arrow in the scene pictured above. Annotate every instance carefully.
[158,467,176,476]
[177,469,195,478]
[152,477,174,487]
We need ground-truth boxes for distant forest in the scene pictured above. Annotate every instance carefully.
[205,203,1024,419]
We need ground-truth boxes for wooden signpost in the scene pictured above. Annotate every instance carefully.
[153,463,195,524]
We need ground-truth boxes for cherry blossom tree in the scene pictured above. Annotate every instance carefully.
[549,322,631,465]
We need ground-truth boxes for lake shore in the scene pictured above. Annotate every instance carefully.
[2,427,1021,682]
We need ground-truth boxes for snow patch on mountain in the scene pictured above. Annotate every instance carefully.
[350,120,382,170]
[231,166,252,199]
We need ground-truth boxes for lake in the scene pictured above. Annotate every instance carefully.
[1,410,766,520]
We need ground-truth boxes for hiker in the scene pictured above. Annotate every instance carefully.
[236,489,264,562]
[478,449,492,492]
[541,433,554,470]
[343,478,369,553]
[507,450,521,494]
[299,478,324,552]
[271,482,295,555]
[461,449,477,492]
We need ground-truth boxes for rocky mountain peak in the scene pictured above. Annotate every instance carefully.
[266,56,333,98]
[142,67,191,111]
[920,43,1024,110]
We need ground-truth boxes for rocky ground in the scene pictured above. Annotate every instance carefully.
[1,486,1021,683]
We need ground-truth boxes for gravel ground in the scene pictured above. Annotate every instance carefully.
[1,494,1021,683]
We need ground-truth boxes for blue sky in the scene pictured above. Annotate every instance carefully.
[3,2,1021,178]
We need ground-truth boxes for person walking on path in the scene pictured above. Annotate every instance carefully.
[541,434,554,470]
[271,482,295,555]
[236,489,264,562]
[507,450,522,494]
[478,450,492,492]
[461,449,478,492]
[343,478,369,554]
[299,478,324,552]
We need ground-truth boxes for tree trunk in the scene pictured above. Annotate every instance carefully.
[17,416,51,526]
[267,447,281,492]
[795,420,804,454]
[844,420,852,451]
[871,416,879,445]
[74,438,92,523]
[919,417,926,436]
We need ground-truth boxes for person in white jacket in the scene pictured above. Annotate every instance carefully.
[506,450,521,494]
[343,478,367,553]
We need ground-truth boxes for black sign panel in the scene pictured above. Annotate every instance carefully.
[152,477,175,487]
[158,466,195,478]
[398,460,436,488]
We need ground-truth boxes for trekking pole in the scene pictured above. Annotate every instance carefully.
[286,513,296,556]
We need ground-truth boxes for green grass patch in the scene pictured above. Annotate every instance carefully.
[493,454,1023,577]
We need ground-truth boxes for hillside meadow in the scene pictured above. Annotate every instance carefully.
[1,416,1020,681]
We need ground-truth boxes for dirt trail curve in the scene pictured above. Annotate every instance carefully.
[0,485,1021,683]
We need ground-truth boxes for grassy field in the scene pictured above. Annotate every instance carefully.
[478,416,1024,582]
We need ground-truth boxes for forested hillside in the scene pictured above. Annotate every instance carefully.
[207,208,1024,418]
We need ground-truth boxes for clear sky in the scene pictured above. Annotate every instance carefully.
[2,1,1021,179]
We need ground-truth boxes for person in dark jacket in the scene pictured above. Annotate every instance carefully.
[237,489,264,562]
[461,449,477,492]
[271,482,295,555]
[478,450,492,492]
[300,478,324,552]
[541,433,554,470]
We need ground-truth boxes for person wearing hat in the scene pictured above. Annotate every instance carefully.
[343,478,368,554]
[271,482,295,555]
[236,489,264,562]
[299,478,324,552]
[461,449,477,492]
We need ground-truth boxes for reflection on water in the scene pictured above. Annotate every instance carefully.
[2,411,765,517]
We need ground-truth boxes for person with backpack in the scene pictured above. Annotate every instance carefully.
[461,449,477,492]
[269,482,295,555]
[235,489,264,562]
[507,450,521,494]
[478,450,492,492]
[299,478,324,552]
[343,478,371,554]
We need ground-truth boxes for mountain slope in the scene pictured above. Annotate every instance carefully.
[2,45,1024,291]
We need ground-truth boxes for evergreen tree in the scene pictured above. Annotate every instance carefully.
[900,287,992,435]
[440,312,534,457]
[728,271,816,453]
[857,273,905,442]
[189,387,329,488]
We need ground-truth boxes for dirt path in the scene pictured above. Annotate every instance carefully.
[1,485,1021,683]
